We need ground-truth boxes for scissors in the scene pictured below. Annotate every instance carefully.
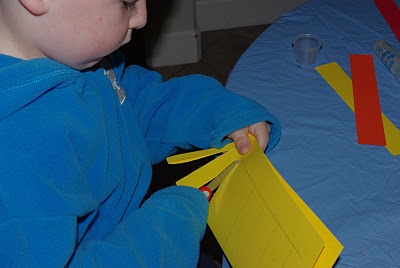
[199,160,238,201]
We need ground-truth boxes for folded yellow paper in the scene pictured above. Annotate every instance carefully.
[167,136,343,267]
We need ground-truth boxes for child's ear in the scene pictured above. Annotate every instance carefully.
[18,0,49,16]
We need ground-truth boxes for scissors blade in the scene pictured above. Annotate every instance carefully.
[207,160,239,191]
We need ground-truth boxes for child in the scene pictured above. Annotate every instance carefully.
[0,0,281,267]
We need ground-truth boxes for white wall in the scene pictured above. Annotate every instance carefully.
[196,0,309,31]
[144,0,309,67]
[144,0,201,67]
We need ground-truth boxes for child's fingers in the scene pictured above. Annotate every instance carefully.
[248,122,270,152]
[229,128,252,155]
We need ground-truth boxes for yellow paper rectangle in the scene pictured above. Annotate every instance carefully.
[208,137,323,267]
[168,136,343,267]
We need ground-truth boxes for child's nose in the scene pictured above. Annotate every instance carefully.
[129,1,147,29]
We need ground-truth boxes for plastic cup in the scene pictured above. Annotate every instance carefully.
[292,34,323,65]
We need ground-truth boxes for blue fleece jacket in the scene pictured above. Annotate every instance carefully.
[0,50,280,267]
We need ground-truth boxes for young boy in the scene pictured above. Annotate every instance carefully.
[0,0,280,267]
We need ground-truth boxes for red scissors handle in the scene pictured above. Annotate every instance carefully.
[199,186,212,201]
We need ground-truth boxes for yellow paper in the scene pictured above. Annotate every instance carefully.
[271,163,343,267]
[169,143,237,189]
[167,136,343,267]
[315,62,400,156]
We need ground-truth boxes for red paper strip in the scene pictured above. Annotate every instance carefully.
[350,55,386,146]
[374,0,400,42]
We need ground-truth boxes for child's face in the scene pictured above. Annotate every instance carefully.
[39,0,147,69]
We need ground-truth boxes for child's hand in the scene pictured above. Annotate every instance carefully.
[227,122,270,155]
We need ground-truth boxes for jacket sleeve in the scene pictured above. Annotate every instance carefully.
[0,167,207,267]
[122,64,281,164]
[70,186,208,267]
[0,174,207,268]
[0,83,208,268]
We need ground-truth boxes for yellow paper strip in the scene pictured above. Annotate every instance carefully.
[315,62,400,155]
[167,142,235,164]
[172,147,238,189]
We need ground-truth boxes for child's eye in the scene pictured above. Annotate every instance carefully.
[122,0,136,9]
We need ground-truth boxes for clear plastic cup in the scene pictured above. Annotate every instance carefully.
[292,34,323,65]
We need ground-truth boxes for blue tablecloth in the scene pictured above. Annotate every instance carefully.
[226,0,400,267]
